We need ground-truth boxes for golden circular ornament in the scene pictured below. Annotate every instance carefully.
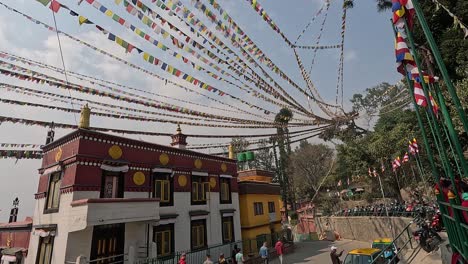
[108,145,123,160]
[210,177,217,188]
[55,147,63,162]
[133,172,146,186]
[194,159,203,169]
[178,175,187,187]
[159,153,169,165]
[221,163,227,173]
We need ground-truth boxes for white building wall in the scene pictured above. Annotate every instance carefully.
[156,190,241,253]
[27,191,153,264]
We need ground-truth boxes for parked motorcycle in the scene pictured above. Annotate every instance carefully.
[412,218,443,253]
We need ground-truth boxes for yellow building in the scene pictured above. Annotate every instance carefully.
[238,169,283,254]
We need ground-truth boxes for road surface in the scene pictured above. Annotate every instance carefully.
[275,239,442,264]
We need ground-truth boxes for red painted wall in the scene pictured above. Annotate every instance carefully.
[0,231,31,250]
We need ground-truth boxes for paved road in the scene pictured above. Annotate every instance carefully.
[274,239,442,264]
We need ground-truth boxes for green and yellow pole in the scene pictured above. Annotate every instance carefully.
[390,22,446,214]
[403,23,463,197]
[410,0,468,134]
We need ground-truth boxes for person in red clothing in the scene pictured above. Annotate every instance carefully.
[178,253,186,264]
[439,178,453,216]
[275,238,284,264]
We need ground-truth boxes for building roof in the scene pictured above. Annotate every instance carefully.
[0,217,32,231]
[42,129,234,163]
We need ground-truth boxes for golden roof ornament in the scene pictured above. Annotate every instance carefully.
[176,124,182,134]
[79,103,90,129]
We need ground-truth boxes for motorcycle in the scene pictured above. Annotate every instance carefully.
[412,218,443,253]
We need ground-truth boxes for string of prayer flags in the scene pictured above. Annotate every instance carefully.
[242,0,292,46]
[0,143,42,149]
[430,0,467,38]
[0,97,284,129]
[0,63,272,124]
[0,149,43,160]
[177,0,338,109]
[26,1,276,115]
[0,51,260,118]
[1,84,233,124]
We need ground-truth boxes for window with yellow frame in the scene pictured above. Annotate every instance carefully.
[219,178,231,204]
[222,216,234,243]
[153,224,174,257]
[191,220,207,250]
[191,176,210,204]
[153,173,173,206]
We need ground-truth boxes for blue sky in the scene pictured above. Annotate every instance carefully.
[0,0,401,218]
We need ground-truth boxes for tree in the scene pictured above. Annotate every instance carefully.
[289,141,334,201]
[252,139,275,171]
[274,108,293,212]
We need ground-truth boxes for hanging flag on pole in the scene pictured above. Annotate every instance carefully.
[412,138,419,153]
[368,167,372,177]
[409,140,416,155]
[373,168,378,178]
[381,160,386,173]
[403,152,409,162]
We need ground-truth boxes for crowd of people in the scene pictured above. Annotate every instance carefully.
[177,238,286,264]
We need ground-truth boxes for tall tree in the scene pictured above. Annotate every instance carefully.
[274,108,293,212]
[252,139,275,171]
[290,141,335,201]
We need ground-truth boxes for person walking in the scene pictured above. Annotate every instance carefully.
[178,253,187,264]
[218,253,227,264]
[275,238,284,264]
[203,254,213,264]
[259,242,269,264]
[232,244,239,264]
[330,246,344,264]
[235,248,245,264]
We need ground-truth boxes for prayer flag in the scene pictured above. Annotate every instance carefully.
[49,0,61,13]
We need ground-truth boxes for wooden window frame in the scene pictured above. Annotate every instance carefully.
[153,173,173,206]
[191,176,210,205]
[90,224,125,263]
[100,171,124,199]
[219,178,232,204]
[190,219,207,250]
[268,201,275,213]
[221,216,235,243]
[153,224,174,257]
[254,202,264,216]
[44,172,62,214]
[35,235,54,264]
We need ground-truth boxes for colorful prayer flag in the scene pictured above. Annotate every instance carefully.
[49,0,61,12]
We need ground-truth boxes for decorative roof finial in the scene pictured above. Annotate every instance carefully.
[176,124,182,134]
[79,103,91,129]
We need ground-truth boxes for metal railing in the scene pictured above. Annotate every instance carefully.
[136,232,291,264]
[370,223,415,264]
[438,201,468,260]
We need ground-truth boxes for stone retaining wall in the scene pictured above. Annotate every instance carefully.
[315,217,416,246]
